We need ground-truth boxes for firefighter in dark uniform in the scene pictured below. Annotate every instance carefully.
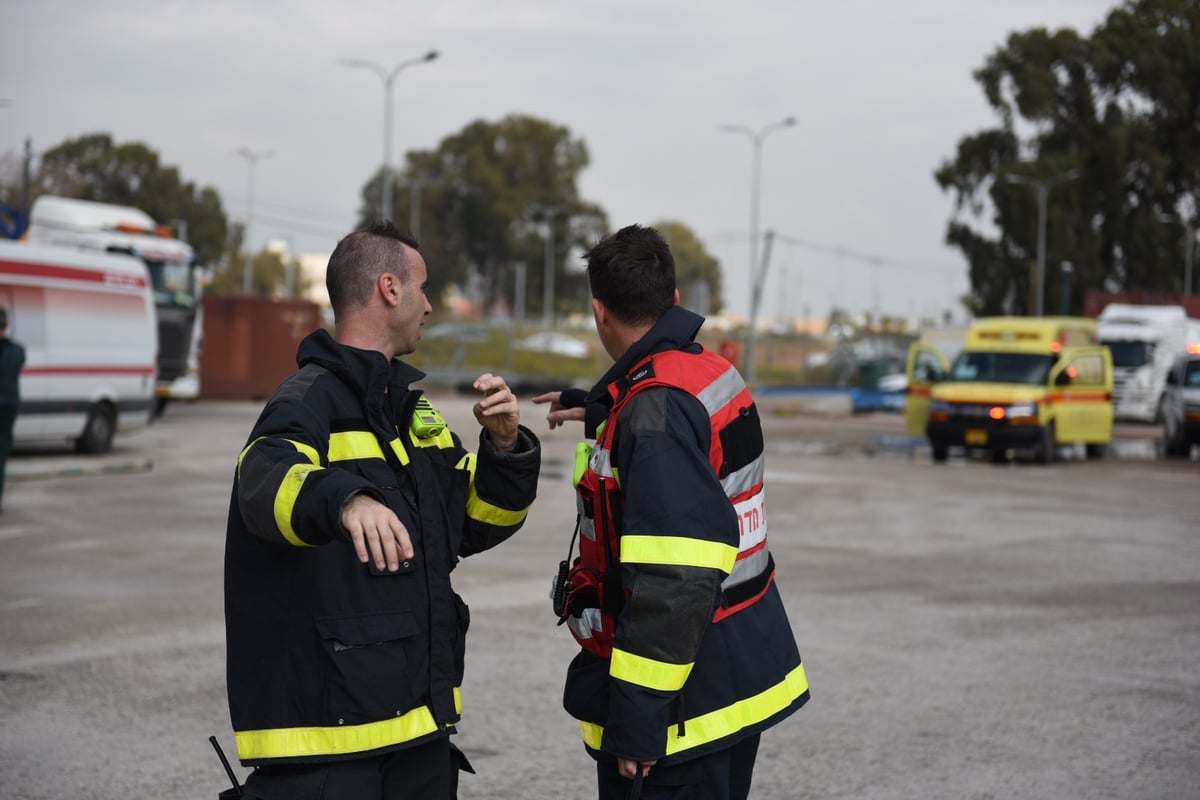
[224,221,540,799]
[536,224,808,800]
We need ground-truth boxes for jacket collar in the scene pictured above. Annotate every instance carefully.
[585,305,705,407]
[297,328,426,399]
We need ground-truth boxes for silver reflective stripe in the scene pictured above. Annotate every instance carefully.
[721,453,764,498]
[721,546,772,591]
[591,446,615,478]
[695,365,746,417]
[580,514,596,541]
[567,607,604,641]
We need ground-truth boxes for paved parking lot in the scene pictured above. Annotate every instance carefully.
[1,395,1197,799]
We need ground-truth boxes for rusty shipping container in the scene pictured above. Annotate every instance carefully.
[200,295,325,400]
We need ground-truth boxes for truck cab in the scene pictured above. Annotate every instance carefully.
[909,317,1113,463]
[1098,303,1194,423]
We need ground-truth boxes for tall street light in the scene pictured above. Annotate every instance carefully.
[719,116,796,387]
[1005,168,1079,317]
[1155,209,1196,296]
[235,147,274,295]
[339,51,439,223]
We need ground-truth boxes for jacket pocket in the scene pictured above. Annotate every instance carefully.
[563,649,610,725]
[315,610,422,724]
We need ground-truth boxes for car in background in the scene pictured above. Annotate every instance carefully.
[422,322,491,342]
[1162,352,1200,458]
[515,331,590,358]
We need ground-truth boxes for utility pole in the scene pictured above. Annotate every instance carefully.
[339,51,439,222]
[1005,168,1079,316]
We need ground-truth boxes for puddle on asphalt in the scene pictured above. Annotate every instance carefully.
[770,437,1187,463]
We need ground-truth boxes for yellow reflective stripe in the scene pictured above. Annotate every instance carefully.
[388,438,410,465]
[274,463,322,547]
[621,535,738,573]
[580,719,603,751]
[577,664,808,757]
[664,663,808,756]
[466,490,529,527]
[610,647,693,692]
[234,689,463,761]
[455,450,527,526]
[328,431,385,462]
[237,437,321,476]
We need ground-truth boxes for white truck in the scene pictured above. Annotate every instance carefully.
[1097,303,1200,423]
[0,240,157,453]
[23,196,204,413]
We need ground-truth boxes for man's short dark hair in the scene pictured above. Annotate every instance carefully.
[585,224,675,327]
[326,221,420,318]
[0,307,7,329]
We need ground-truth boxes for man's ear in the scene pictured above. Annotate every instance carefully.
[673,289,681,306]
[379,273,399,306]
[591,297,607,327]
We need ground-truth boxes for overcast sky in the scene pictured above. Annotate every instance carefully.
[1,0,1116,324]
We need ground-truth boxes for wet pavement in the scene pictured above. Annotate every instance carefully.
[1,396,1197,799]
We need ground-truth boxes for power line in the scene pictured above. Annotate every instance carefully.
[706,229,963,274]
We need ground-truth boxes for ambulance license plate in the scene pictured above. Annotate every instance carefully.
[965,429,988,445]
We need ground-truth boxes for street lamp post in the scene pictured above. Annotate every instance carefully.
[1155,210,1196,297]
[1061,260,1073,315]
[1004,168,1079,317]
[719,116,796,386]
[541,214,556,330]
[235,146,274,295]
[339,51,439,223]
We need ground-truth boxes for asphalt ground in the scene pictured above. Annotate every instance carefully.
[0,393,1197,800]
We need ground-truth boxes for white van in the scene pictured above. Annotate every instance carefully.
[24,195,204,412]
[0,240,157,453]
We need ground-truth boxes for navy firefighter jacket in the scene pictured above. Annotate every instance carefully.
[561,306,808,765]
[225,328,540,766]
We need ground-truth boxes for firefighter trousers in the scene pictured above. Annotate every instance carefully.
[594,733,761,800]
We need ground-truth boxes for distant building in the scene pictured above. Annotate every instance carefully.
[264,239,330,310]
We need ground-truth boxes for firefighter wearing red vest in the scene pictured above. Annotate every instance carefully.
[535,224,808,800]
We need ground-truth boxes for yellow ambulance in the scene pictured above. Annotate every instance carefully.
[906,317,1113,463]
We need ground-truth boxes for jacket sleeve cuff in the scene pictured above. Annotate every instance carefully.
[480,424,540,458]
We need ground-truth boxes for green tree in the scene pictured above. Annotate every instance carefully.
[205,248,295,298]
[355,114,607,317]
[653,220,726,314]
[935,0,1199,315]
[205,224,311,299]
[26,133,229,267]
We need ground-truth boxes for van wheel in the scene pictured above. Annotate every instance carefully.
[990,448,1008,464]
[76,404,116,454]
[1085,443,1107,459]
[1034,423,1056,465]
[930,441,949,463]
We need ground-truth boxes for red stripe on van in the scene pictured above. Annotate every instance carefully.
[0,258,148,289]
[1048,392,1111,403]
[23,366,156,376]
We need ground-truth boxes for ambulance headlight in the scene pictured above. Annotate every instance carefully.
[1007,402,1039,424]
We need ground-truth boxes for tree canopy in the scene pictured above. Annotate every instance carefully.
[935,0,1198,315]
[25,133,229,267]
[357,113,609,318]
[653,220,726,314]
